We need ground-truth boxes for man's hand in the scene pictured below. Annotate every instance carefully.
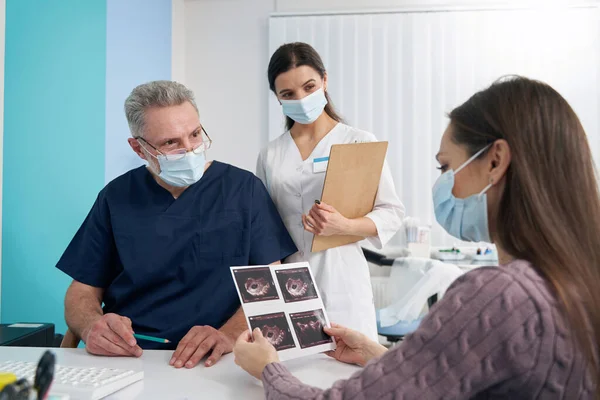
[82,313,143,357]
[170,326,234,369]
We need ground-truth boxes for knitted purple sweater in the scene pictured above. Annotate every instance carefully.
[262,260,596,399]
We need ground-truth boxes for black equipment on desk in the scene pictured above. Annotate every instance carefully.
[0,324,55,347]
[362,247,395,266]
[0,350,56,400]
[34,351,55,399]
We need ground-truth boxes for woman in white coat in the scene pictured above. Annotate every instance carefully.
[257,42,405,340]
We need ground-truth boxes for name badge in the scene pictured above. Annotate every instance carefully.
[313,157,329,173]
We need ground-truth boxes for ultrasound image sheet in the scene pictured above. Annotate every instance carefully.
[230,262,336,361]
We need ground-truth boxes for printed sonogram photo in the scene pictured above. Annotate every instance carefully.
[233,267,279,303]
[275,267,318,303]
[248,312,296,351]
[290,309,333,349]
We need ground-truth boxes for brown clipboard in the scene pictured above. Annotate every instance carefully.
[311,141,389,253]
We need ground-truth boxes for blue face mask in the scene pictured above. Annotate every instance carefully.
[156,151,206,188]
[432,145,492,242]
[280,88,328,125]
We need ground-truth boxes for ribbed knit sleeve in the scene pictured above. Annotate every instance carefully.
[262,262,595,399]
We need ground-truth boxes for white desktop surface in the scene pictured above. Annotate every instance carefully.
[0,347,359,399]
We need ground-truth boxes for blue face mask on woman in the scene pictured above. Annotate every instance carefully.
[432,144,493,242]
[280,88,328,125]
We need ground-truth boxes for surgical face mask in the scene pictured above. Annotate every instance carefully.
[432,145,492,242]
[155,150,206,187]
[280,88,328,125]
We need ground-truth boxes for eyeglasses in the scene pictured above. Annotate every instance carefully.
[135,127,212,161]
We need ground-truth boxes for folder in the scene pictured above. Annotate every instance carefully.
[311,141,389,252]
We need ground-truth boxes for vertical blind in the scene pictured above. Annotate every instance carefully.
[269,6,600,246]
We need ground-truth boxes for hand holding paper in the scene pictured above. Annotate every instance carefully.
[230,262,336,361]
[324,323,387,367]
[312,141,389,252]
[234,329,280,380]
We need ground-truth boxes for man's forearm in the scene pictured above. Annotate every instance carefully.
[219,307,247,341]
[65,284,104,341]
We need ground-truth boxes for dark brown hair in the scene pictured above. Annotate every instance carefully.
[450,76,599,390]
[267,42,344,131]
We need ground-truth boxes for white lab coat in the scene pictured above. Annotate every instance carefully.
[257,123,405,341]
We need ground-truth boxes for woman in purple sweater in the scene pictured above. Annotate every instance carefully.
[234,76,599,399]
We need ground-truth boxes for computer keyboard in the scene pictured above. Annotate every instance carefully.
[0,360,144,400]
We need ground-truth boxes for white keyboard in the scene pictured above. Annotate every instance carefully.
[0,360,144,400]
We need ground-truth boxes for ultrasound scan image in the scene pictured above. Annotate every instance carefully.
[275,267,318,303]
[233,267,279,303]
[248,312,296,351]
[290,309,333,349]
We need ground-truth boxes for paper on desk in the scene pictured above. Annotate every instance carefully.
[8,323,43,328]
[230,262,336,361]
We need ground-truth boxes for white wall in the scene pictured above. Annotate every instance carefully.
[172,0,186,83]
[183,0,276,172]
[178,0,599,173]
[275,0,597,13]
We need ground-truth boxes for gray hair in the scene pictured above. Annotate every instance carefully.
[124,80,199,138]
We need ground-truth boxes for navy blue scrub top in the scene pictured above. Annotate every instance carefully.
[57,162,297,349]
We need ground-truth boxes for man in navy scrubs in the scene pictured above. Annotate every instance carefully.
[57,81,297,369]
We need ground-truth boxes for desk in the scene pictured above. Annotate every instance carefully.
[0,347,359,399]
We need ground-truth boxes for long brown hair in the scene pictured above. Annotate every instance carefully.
[267,42,344,131]
[450,76,600,389]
